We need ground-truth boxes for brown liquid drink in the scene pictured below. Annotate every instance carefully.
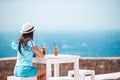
[54,46,58,56]
[42,47,46,55]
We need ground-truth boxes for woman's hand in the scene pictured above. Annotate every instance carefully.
[33,54,38,57]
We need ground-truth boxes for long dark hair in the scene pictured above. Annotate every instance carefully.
[18,32,34,55]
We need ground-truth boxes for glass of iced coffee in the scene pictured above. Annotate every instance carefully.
[54,41,58,56]
[42,46,46,55]
[40,43,46,55]
[54,46,58,56]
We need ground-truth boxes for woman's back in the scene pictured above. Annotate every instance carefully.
[12,40,36,66]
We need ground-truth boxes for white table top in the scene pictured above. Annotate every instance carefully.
[43,54,80,59]
[32,54,80,64]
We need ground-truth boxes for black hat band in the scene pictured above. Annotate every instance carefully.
[23,26,34,32]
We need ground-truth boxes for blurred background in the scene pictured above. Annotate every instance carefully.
[0,0,120,57]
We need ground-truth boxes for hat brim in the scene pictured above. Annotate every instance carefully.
[20,26,37,34]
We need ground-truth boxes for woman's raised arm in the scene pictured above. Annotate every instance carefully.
[32,46,44,58]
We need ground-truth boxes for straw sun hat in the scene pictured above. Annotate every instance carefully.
[20,22,37,34]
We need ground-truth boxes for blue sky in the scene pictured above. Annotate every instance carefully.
[0,0,120,31]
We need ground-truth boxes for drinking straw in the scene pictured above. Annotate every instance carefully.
[40,43,44,47]
[54,41,56,47]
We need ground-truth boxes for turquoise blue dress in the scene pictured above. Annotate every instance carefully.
[12,40,38,77]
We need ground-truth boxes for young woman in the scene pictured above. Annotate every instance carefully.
[12,23,46,80]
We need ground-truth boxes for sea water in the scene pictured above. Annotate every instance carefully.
[0,30,120,58]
